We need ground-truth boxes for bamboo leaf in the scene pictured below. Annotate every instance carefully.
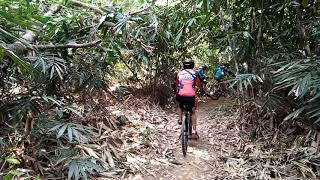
[309,92,320,102]
[310,109,320,119]
[0,48,4,61]
[302,0,309,8]
[0,28,33,49]
[80,168,88,180]
[49,124,63,132]
[7,169,25,176]
[105,148,115,167]
[72,129,81,142]
[46,96,63,106]
[284,107,305,121]
[175,28,183,44]
[67,126,73,142]
[203,0,208,13]
[0,44,34,75]
[66,106,82,117]
[74,162,80,180]
[5,157,20,164]
[68,161,76,180]
[57,124,68,139]
[50,66,55,79]
[55,63,64,80]
[0,10,34,30]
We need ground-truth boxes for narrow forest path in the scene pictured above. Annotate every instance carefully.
[127,98,245,180]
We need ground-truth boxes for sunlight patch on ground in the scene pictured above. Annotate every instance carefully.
[188,147,211,160]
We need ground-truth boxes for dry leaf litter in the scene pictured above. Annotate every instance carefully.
[4,90,320,179]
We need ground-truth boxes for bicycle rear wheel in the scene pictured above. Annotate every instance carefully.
[181,113,190,157]
[181,122,187,157]
[188,113,192,138]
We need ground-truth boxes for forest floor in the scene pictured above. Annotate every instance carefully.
[123,97,250,180]
[91,93,316,180]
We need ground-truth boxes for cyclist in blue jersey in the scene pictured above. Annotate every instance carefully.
[214,63,234,82]
[197,64,209,96]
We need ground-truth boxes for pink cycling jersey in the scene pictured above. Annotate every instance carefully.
[176,69,199,97]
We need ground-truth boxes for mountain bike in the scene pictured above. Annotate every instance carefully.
[197,79,219,100]
[206,81,223,99]
[180,104,193,157]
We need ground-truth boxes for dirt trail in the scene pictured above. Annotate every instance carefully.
[128,98,242,180]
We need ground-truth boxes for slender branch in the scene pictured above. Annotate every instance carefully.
[102,85,121,102]
[103,21,115,28]
[128,35,155,52]
[296,5,311,56]
[0,161,7,173]
[121,58,144,88]
[33,40,102,50]
[71,0,104,14]
[71,0,150,16]
[97,45,107,52]
[128,6,151,15]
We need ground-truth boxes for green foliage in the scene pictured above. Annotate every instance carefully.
[273,58,320,123]
[49,122,92,143]
[5,156,20,165]
[1,156,25,180]
[229,73,263,92]
[217,0,320,139]
[67,158,104,180]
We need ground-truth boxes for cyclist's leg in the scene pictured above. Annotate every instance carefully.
[201,81,205,95]
[192,111,197,132]
[178,106,182,125]
[191,97,199,139]
[176,95,183,125]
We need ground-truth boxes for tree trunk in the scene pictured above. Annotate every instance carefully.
[33,40,102,50]
[295,4,311,57]
[71,0,104,14]
[219,7,239,74]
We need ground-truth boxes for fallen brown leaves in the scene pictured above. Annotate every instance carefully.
[68,90,174,179]
[72,93,320,179]
[224,100,320,179]
[3,89,319,179]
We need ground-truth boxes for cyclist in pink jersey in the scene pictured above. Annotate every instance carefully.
[174,59,202,140]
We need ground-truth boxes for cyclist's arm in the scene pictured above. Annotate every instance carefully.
[196,76,202,92]
[203,73,207,79]
[175,72,181,87]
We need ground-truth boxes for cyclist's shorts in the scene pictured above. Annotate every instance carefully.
[176,95,198,111]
